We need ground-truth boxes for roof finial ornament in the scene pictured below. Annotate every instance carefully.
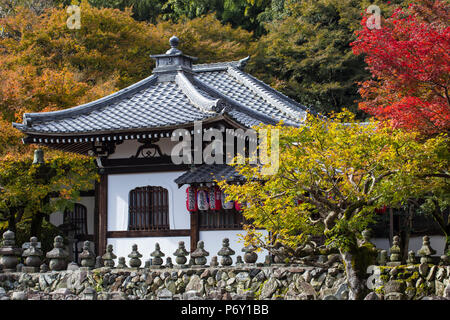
[166,35,182,55]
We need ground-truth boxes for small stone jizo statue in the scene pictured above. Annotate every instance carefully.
[22,236,43,272]
[128,244,143,268]
[150,243,165,268]
[242,244,258,264]
[0,230,22,272]
[102,245,117,268]
[79,241,96,269]
[217,238,235,267]
[46,235,69,271]
[117,257,127,269]
[417,235,436,264]
[191,241,209,266]
[173,241,189,267]
[388,236,401,266]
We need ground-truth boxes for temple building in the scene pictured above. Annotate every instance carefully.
[12,36,311,263]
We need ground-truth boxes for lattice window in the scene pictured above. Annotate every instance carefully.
[128,186,169,231]
[198,209,246,230]
[64,203,88,237]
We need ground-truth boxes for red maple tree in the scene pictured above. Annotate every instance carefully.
[352,0,450,136]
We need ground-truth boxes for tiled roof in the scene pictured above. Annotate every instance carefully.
[13,38,311,138]
[174,164,245,186]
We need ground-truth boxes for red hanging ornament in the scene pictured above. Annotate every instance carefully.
[375,205,387,214]
[186,186,198,212]
[197,189,210,211]
[209,186,222,211]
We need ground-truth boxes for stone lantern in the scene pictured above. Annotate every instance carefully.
[117,257,127,269]
[0,230,22,272]
[242,244,258,264]
[128,244,143,269]
[387,236,401,266]
[79,241,96,270]
[173,241,189,268]
[46,235,69,271]
[22,236,43,273]
[217,238,235,267]
[417,235,436,264]
[102,245,116,268]
[150,243,165,269]
[191,241,209,267]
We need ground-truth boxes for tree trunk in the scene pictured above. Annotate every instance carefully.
[444,234,450,256]
[30,211,44,239]
[429,199,450,256]
[445,213,450,256]
[340,250,367,300]
[8,213,16,233]
[401,204,413,264]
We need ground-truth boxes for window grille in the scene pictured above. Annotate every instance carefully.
[64,203,88,237]
[128,186,169,230]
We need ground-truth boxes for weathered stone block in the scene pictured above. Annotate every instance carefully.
[364,292,380,300]
[260,277,279,299]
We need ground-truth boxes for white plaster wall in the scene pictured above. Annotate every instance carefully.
[107,171,189,231]
[373,235,446,255]
[49,196,95,235]
[107,236,190,265]
[199,230,269,264]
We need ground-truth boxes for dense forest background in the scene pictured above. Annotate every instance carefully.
[3,0,447,253]
[0,0,412,120]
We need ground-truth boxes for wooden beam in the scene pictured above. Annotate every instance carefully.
[97,174,108,257]
[106,229,190,238]
[93,180,99,256]
[102,163,190,174]
[190,211,199,253]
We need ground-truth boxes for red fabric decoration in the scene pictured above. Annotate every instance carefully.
[197,189,210,211]
[375,205,387,214]
[209,187,222,211]
[186,186,198,212]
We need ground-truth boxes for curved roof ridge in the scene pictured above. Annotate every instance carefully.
[175,72,222,114]
[191,75,296,127]
[227,66,311,121]
[193,61,239,72]
[15,74,158,126]
[193,56,250,73]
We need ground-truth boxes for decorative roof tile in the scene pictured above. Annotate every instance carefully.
[13,37,312,139]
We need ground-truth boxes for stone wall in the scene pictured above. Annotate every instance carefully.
[1,231,450,300]
[1,263,449,300]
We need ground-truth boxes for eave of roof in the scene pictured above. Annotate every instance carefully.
[174,164,245,187]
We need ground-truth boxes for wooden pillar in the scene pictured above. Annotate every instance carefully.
[190,211,199,253]
[97,173,108,257]
[93,180,99,255]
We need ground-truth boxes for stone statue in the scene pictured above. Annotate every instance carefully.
[46,235,69,271]
[217,238,235,267]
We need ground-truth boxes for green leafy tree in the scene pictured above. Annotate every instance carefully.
[87,0,167,23]
[0,150,97,244]
[161,0,269,35]
[219,111,449,299]
[249,0,411,117]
